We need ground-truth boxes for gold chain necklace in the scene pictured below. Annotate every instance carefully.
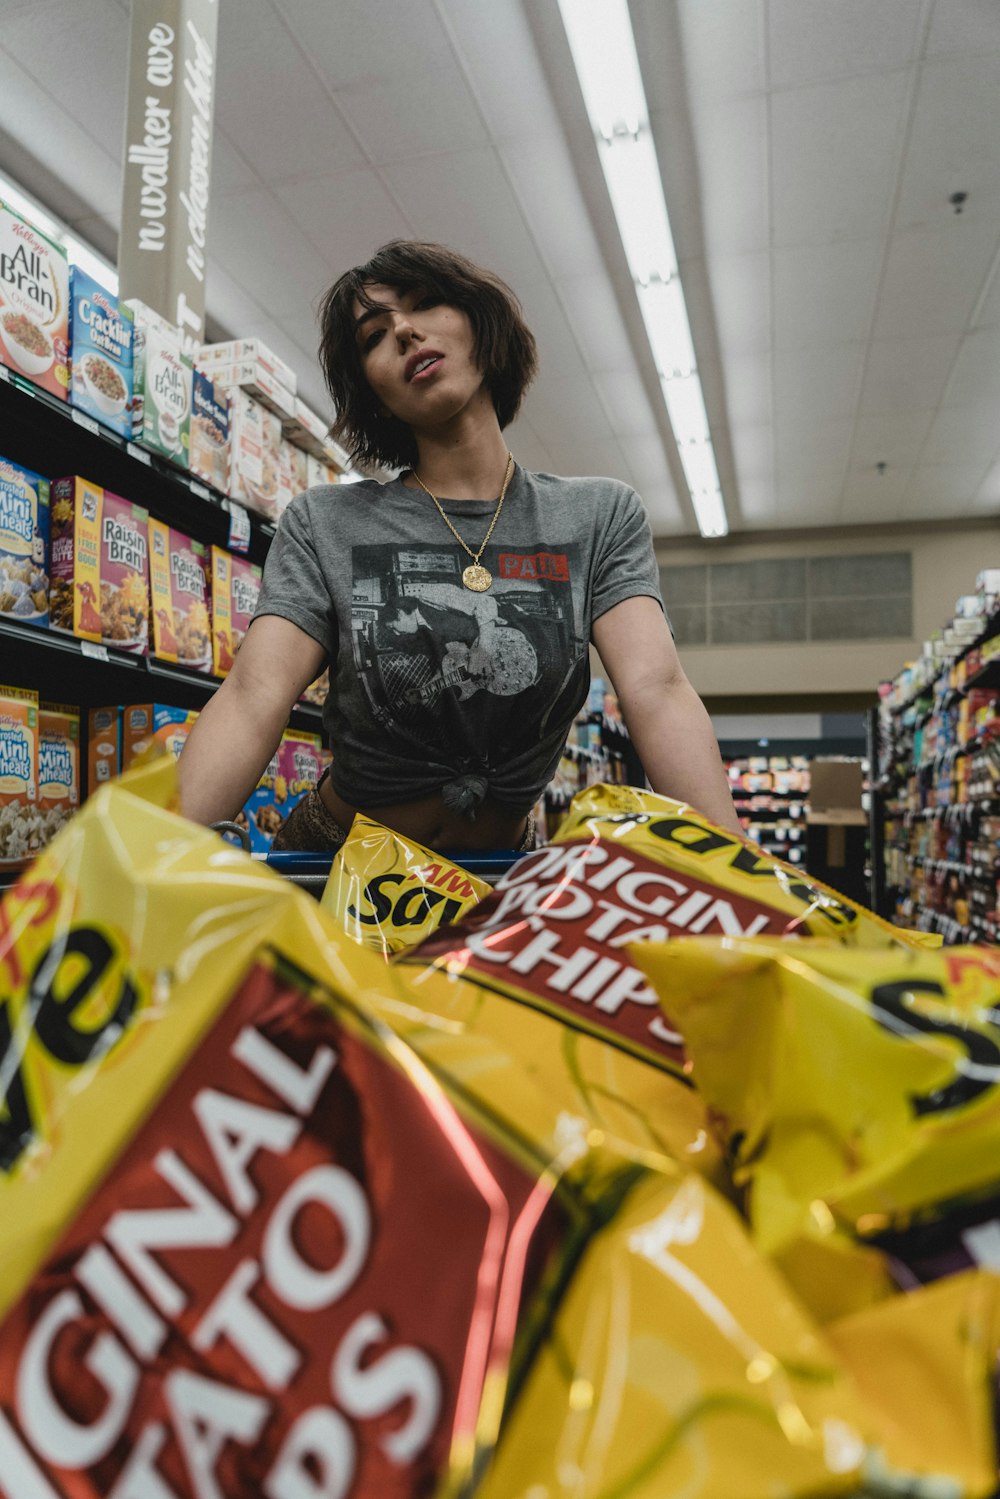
[410,452,515,592]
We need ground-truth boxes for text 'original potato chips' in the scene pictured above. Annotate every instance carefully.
[322,814,490,955]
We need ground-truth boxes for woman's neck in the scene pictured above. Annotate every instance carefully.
[406,407,512,500]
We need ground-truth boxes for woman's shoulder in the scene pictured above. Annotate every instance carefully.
[284,474,396,526]
[521,469,639,506]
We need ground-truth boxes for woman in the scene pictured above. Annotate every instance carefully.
[179,241,741,849]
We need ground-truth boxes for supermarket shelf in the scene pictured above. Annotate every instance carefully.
[964,658,1000,694]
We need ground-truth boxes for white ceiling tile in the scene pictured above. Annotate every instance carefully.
[767,0,922,88]
[943,326,1000,406]
[334,66,488,165]
[693,95,770,256]
[554,274,636,373]
[973,462,1000,507]
[773,344,864,423]
[673,0,767,102]
[625,433,676,490]
[522,375,613,449]
[215,2,365,181]
[873,221,1000,338]
[501,136,606,279]
[592,371,661,440]
[729,424,773,478]
[927,0,1000,57]
[771,73,909,248]
[379,148,549,289]
[920,405,1000,471]
[894,54,1000,231]
[430,0,563,143]
[208,187,331,317]
[513,278,589,383]
[849,411,935,469]
[971,248,1000,328]
[773,241,882,348]
[706,252,771,356]
[0,59,121,217]
[774,472,845,517]
[905,462,991,510]
[273,169,412,272]
[859,333,962,413]
[211,129,261,200]
[775,418,854,472]
[273,0,453,90]
[838,467,913,521]
[638,480,687,536]
[723,353,774,427]
[736,479,779,525]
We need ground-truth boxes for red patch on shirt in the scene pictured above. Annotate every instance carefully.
[497,551,569,582]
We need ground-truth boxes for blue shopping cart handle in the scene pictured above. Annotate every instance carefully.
[264,848,526,880]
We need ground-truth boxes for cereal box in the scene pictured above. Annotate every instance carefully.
[69,267,134,437]
[87,705,121,793]
[128,301,192,467]
[0,684,39,866]
[38,701,79,846]
[148,518,212,671]
[205,358,295,420]
[277,727,324,811]
[189,368,229,492]
[0,455,49,628]
[227,389,283,519]
[287,440,310,495]
[210,544,261,676]
[306,453,340,489]
[0,200,69,399]
[121,703,199,770]
[50,478,150,653]
[198,337,296,394]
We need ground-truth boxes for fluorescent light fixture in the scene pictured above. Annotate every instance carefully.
[558,0,729,538]
[0,169,118,291]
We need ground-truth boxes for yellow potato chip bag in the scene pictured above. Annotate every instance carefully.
[321,813,489,955]
[0,764,900,1499]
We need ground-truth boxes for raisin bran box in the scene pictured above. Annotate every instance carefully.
[0,200,69,399]
[0,683,39,867]
[211,544,261,676]
[38,701,79,846]
[50,478,150,653]
[0,455,49,628]
[128,300,192,468]
[148,517,212,671]
[68,266,134,437]
[189,368,229,492]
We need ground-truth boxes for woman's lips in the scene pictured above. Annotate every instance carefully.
[405,351,444,382]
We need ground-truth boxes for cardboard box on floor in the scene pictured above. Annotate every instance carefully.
[806,758,867,898]
[807,758,866,826]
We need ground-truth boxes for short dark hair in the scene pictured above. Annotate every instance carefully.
[318,241,538,472]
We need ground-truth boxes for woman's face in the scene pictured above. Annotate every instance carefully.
[353,283,487,431]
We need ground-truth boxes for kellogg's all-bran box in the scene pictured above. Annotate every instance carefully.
[148,518,212,671]
[189,368,229,492]
[128,300,192,467]
[0,200,69,399]
[211,544,261,676]
[0,455,49,628]
[38,701,79,846]
[0,683,39,867]
[69,267,134,437]
[49,478,150,653]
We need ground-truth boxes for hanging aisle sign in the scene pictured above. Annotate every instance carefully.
[118,0,219,351]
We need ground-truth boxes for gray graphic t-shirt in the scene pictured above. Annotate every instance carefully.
[253,466,663,815]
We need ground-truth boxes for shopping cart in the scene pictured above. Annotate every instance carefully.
[262,847,525,898]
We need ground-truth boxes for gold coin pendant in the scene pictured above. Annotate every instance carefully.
[462,564,492,592]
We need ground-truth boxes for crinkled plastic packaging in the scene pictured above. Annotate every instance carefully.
[321,813,490,956]
[633,937,1000,1303]
[0,764,900,1498]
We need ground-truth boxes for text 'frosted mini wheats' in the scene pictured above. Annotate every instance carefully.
[0,199,69,398]
[0,456,49,628]
[38,702,79,846]
[49,478,150,653]
[68,267,134,437]
[0,683,38,867]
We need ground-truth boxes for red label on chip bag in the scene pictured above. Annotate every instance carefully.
[410,838,790,1072]
[0,955,563,1497]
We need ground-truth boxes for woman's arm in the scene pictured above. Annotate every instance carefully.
[178,615,327,826]
[592,595,743,835]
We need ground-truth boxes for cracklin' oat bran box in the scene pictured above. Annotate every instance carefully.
[0,683,39,867]
[148,518,212,672]
[211,544,261,677]
[0,200,69,399]
[0,455,49,629]
[69,266,134,438]
[50,478,150,653]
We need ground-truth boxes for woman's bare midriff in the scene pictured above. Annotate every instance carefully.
[319,776,528,850]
